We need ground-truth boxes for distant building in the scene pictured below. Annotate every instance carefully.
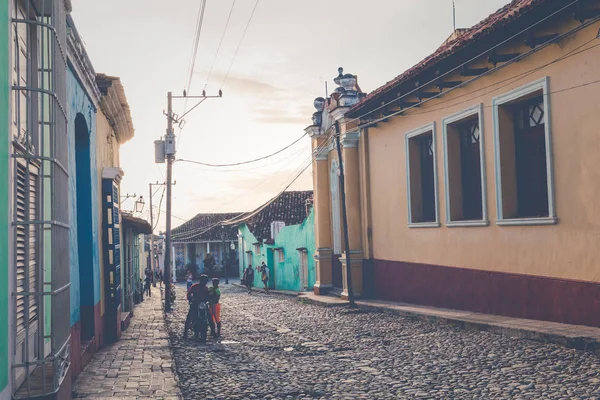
[171,213,241,280]
[237,191,315,292]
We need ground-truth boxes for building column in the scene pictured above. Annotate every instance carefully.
[340,129,364,298]
[311,135,333,295]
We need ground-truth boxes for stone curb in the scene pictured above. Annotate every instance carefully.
[231,282,300,298]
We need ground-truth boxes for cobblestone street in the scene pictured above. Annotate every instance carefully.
[73,292,181,399]
[165,284,600,400]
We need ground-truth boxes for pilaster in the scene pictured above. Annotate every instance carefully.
[340,251,364,298]
[313,248,333,295]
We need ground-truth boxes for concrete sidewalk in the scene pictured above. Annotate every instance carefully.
[72,292,181,399]
[234,282,600,352]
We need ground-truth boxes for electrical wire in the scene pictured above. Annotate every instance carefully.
[185,0,208,96]
[204,0,237,90]
[346,0,582,126]
[153,186,166,231]
[356,16,600,129]
[176,132,307,167]
[220,0,260,89]
[177,145,308,173]
[386,38,600,120]
[172,137,329,240]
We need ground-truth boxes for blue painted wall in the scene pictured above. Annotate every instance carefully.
[238,208,315,292]
[67,66,100,326]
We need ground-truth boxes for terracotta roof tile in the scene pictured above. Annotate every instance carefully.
[350,0,553,115]
[172,213,242,242]
[244,191,313,242]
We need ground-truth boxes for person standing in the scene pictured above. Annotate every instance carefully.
[158,269,164,287]
[242,265,254,294]
[144,268,152,297]
[208,278,221,337]
[260,261,270,294]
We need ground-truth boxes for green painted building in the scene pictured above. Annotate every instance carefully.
[238,191,315,292]
[1,1,10,398]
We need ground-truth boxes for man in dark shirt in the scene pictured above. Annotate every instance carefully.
[184,274,210,340]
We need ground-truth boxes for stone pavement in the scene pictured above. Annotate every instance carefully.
[237,282,600,352]
[166,283,600,399]
[73,291,181,399]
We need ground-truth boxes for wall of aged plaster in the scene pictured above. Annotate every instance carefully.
[365,21,600,284]
[238,210,316,291]
[0,1,10,395]
[270,209,316,292]
[237,225,263,287]
[67,66,100,326]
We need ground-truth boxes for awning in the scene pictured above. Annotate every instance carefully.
[121,214,152,235]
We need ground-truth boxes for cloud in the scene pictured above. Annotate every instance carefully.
[208,72,314,125]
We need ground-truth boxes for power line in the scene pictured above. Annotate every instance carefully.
[386,38,600,120]
[178,145,307,173]
[220,0,260,89]
[173,137,327,240]
[176,132,307,167]
[347,0,581,126]
[185,0,208,96]
[355,14,600,129]
[153,186,166,231]
[204,0,237,90]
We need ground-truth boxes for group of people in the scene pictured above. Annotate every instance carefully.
[242,261,270,294]
[184,274,222,343]
[144,267,164,297]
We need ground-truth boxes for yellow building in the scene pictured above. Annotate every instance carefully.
[309,0,600,327]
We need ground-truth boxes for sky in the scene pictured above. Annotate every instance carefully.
[70,0,509,231]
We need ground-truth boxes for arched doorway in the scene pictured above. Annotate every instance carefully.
[75,113,95,342]
[330,159,343,290]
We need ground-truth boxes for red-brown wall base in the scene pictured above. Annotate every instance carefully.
[373,259,600,327]
[70,302,103,380]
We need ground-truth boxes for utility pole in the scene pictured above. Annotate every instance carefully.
[149,183,154,284]
[221,224,228,284]
[335,124,356,308]
[164,92,175,311]
[157,90,222,312]
[148,181,169,285]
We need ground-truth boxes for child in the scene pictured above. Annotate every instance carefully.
[209,278,221,337]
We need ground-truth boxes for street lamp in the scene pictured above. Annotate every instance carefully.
[134,196,145,213]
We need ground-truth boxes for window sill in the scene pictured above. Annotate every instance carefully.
[408,222,441,228]
[496,217,557,226]
[446,220,490,227]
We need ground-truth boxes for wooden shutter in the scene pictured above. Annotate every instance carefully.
[15,158,39,337]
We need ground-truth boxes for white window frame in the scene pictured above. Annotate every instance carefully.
[298,249,308,290]
[405,122,440,228]
[253,243,261,254]
[442,104,489,227]
[276,249,284,263]
[492,76,557,226]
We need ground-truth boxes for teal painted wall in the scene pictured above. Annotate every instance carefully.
[271,209,315,292]
[238,225,265,288]
[0,0,9,394]
[238,208,315,292]
[67,66,100,327]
